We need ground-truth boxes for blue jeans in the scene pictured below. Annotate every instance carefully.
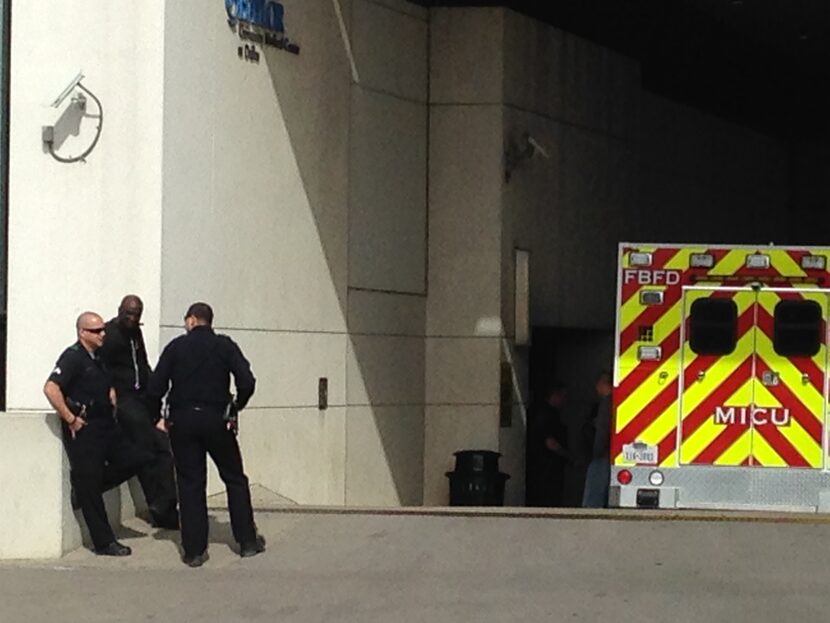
[582,456,610,508]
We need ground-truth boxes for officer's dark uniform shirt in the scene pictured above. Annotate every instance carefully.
[48,343,113,419]
[99,319,152,395]
[148,326,255,410]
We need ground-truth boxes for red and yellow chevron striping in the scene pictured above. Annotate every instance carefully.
[614,244,830,471]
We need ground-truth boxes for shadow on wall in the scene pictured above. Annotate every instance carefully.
[261,17,423,505]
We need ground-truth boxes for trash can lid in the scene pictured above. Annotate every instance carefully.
[453,449,501,458]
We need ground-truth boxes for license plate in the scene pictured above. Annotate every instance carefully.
[622,442,658,465]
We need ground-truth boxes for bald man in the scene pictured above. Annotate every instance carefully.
[99,295,178,530]
[44,312,153,556]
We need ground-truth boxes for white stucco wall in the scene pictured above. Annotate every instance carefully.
[2,1,164,558]
[7,1,165,411]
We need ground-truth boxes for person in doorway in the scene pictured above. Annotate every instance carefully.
[527,380,571,506]
[99,295,179,529]
[582,371,613,508]
[44,312,154,556]
[148,302,263,567]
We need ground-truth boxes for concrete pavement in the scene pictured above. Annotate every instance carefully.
[1,504,829,622]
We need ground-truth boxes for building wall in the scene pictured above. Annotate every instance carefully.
[161,0,351,505]
[2,1,165,558]
[1,2,823,559]
[790,142,830,245]
[161,0,429,506]
[345,0,428,506]
[638,93,790,253]
[425,8,505,504]
[424,8,795,505]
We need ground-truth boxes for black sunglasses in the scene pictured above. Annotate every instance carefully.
[83,327,106,334]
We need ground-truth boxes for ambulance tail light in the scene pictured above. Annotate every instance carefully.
[745,253,770,269]
[637,346,662,361]
[690,253,714,268]
[800,254,826,271]
[629,252,652,267]
[617,470,633,485]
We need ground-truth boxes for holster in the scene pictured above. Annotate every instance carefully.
[224,395,239,434]
[65,397,88,417]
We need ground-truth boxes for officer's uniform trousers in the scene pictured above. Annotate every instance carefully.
[117,394,178,519]
[168,406,257,557]
[64,412,154,550]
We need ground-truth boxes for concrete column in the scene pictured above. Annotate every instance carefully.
[425,9,505,504]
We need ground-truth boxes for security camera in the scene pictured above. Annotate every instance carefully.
[526,135,550,159]
[51,71,85,108]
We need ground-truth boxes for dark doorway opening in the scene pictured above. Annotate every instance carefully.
[526,326,614,507]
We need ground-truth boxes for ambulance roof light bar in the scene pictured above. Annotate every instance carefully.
[801,254,827,271]
[746,253,770,269]
[629,252,652,267]
[690,253,714,268]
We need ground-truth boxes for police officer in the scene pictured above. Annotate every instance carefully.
[148,302,264,567]
[44,312,153,556]
[99,295,179,529]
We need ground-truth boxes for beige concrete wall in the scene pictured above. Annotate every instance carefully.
[501,10,641,332]
[496,9,791,504]
[425,8,505,505]
[346,0,428,506]
[2,0,165,557]
[639,93,789,249]
[160,0,353,504]
[790,143,830,244]
[426,9,790,505]
[161,0,431,506]
[500,10,790,334]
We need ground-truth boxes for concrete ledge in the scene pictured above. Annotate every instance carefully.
[0,413,73,559]
[233,501,830,525]
[0,412,145,560]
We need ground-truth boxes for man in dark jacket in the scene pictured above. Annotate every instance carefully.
[526,381,571,506]
[99,295,178,529]
[148,302,263,567]
[582,371,613,508]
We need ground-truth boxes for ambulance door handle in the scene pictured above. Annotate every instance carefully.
[802,373,810,385]
[697,371,705,382]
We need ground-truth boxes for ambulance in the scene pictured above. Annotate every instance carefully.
[610,243,830,512]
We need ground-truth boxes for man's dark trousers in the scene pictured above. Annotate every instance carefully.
[169,406,257,557]
[65,417,153,550]
[117,394,178,522]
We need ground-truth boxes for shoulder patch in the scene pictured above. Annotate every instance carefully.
[52,366,61,376]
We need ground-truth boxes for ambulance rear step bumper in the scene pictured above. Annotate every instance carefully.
[609,466,830,512]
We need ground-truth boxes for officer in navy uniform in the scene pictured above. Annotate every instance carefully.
[44,311,154,556]
[149,302,264,567]
[99,295,179,529]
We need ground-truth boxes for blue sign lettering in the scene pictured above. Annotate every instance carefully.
[226,0,285,34]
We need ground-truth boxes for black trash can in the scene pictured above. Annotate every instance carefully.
[446,450,510,506]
